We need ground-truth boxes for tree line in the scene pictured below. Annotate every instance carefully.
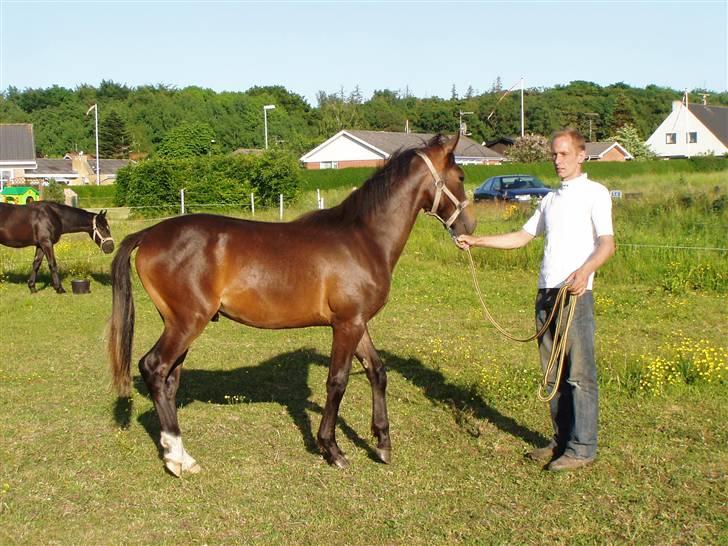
[1,80,726,159]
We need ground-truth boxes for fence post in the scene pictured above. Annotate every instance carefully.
[250,192,255,215]
[317,188,321,209]
[279,194,284,221]
[180,188,185,215]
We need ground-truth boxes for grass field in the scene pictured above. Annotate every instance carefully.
[0,172,726,544]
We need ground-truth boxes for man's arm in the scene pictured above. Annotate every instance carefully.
[456,229,534,250]
[565,235,616,296]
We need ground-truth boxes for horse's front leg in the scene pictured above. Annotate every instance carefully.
[40,241,65,293]
[27,246,45,293]
[317,321,364,469]
[355,327,391,464]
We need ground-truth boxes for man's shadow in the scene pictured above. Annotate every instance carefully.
[116,347,547,462]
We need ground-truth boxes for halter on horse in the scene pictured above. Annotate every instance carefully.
[108,134,474,476]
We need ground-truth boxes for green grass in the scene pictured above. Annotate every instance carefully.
[0,175,726,544]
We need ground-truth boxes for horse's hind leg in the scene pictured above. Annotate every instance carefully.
[39,240,64,293]
[139,328,201,477]
[355,327,391,464]
[317,321,365,469]
[27,246,44,293]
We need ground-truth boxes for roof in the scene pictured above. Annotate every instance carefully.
[585,141,634,160]
[0,124,36,162]
[689,103,728,146]
[32,158,76,176]
[1,186,39,196]
[345,130,504,160]
[88,159,133,175]
[485,136,517,147]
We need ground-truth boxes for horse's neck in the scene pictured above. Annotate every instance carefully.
[359,172,428,272]
[56,206,92,233]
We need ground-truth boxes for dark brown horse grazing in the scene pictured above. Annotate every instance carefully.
[107,134,475,476]
[0,201,114,293]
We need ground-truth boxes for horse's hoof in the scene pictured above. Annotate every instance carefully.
[376,447,392,464]
[56,287,66,294]
[164,460,182,478]
[185,462,202,474]
[332,455,350,469]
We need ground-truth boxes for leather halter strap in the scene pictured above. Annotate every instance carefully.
[92,214,114,247]
[415,150,470,230]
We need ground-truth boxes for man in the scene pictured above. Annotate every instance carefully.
[456,128,615,471]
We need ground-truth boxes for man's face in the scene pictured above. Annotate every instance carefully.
[551,136,585,181]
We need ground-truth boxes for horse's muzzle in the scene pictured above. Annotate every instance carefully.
[102,240,115,254]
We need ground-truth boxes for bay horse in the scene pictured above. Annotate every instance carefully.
[0,201,114,293]
[107,134,476,476]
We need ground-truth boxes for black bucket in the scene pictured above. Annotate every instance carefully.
[71,279,91,295]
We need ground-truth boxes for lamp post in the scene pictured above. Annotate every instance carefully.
[263,104,275,149]
[584,112,599,142]
[85,103,100,185]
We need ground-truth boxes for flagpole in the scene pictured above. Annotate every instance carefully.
[94,105,100,185]
[520,76,525,137]
[684,89,690,159]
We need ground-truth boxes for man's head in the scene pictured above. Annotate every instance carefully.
[551,128,586,182]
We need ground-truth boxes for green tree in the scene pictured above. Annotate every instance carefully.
[608,92,639,134]
[609,123,655,160]
[157,121,215,158]
[99,109,131,158]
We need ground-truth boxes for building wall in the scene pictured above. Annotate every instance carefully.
[305,159,385,170]
[601,148,627,162]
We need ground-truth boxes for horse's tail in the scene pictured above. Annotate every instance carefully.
[107,228,148,397]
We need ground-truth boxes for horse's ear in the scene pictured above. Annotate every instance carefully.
[443,132,460,156]
[101,209,107,216]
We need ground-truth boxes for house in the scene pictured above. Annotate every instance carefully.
[24,153,132,185]
[584,142,634,161]
[300,130,505,169]
[485,136,516,156]
[0,186,40,204]
[646,101,728,158]
[0,124,37,187]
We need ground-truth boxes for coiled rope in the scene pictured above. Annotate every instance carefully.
[464,247,578,402]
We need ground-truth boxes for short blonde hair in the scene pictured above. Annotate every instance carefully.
[551,128,586,151]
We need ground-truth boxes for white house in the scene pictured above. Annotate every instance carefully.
[300,130,505,169]
[584,141,634,161]
[646,101,728,158]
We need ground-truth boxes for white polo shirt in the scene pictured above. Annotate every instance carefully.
[523,173,613,290]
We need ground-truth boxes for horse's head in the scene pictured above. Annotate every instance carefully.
[416,134,476,237]
[93,209,115,254]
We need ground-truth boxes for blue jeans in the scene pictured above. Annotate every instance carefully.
[535,289,598,459]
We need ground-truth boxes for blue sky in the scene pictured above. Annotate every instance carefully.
[1,1,726,105]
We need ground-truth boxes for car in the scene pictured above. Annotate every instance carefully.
[473,174,553,202]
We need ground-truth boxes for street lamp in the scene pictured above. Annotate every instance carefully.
[584,112,599,142]
[263,104,275,149]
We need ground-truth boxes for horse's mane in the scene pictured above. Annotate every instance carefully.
[296,135,445,226]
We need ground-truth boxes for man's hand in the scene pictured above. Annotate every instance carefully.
[565,268,590,296]
[455,234,475,250]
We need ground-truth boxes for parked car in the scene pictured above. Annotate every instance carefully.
[473,175,553,202]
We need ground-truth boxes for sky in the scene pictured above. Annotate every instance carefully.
[1,0,726,106]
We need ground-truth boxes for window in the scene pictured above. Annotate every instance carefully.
[0,170,11,183]
[319,161,339,170]
[687,132,697,143]
[665,133,677,144]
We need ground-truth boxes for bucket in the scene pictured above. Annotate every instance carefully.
[71,279,91,295]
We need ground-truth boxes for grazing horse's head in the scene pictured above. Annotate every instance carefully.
[92,210,115,254]
[416,134,476,237]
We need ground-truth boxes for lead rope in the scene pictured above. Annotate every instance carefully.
[464,247,578,402]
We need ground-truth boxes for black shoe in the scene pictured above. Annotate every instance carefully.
[547,454,595,472]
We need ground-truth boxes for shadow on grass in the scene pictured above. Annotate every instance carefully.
[117,346,547,461]
[131,348,381,463]
[1,269,112,289]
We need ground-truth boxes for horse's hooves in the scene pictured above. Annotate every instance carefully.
[164,460,182,478]
[376,448,392,465]
[186,462,202,474]
[332,455,350,469]
[56,288,66,294]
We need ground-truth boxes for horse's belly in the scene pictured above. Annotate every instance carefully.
[219,290,331,329]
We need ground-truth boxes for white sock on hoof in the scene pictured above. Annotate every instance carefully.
[160,432,199,472]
